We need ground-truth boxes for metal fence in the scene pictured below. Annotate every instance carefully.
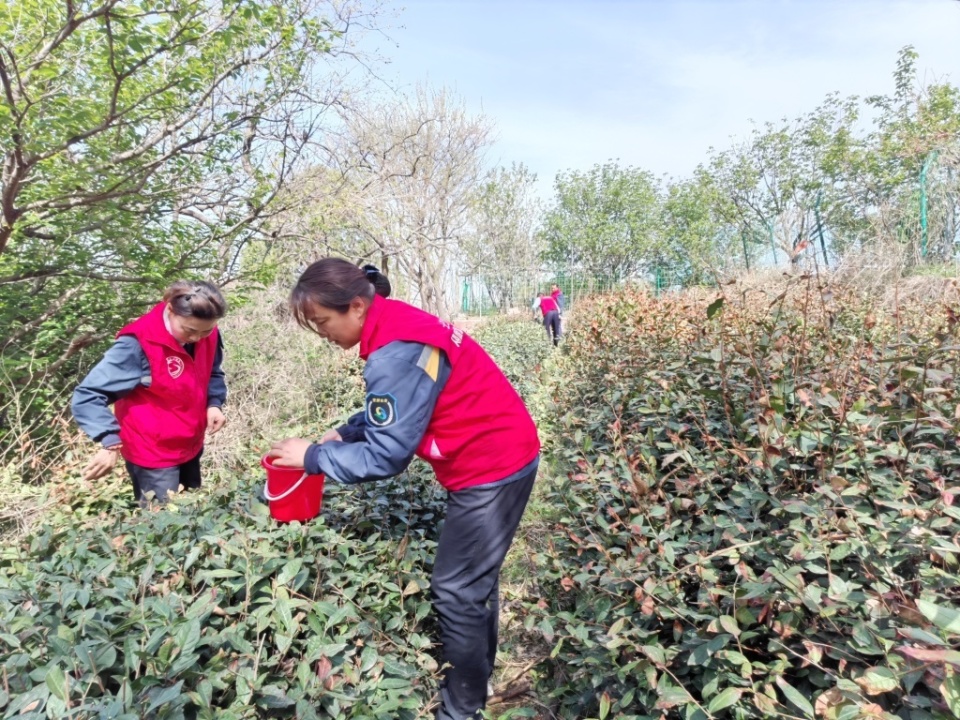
[458,272,675,316]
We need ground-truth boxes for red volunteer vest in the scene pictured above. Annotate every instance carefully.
[114,303,218,468]
[539,296,559,314]
[360,296,540,491]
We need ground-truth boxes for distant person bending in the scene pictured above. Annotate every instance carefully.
[71,281,228,505]
[537,292,562,346]
[550,283,565,314]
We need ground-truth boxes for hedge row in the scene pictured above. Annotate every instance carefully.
[528,278,960,720]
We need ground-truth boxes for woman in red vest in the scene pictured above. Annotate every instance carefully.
[71,280,228,504]
[269,258,540,720]
[536,292,562,346]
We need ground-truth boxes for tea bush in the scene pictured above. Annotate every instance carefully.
[0,463,448,719]
[528,277,960,719]
[470,315,555,404]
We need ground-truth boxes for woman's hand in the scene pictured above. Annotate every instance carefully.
[319,429,342,444]
[269,438,312,468]
[207,407,226,434]
[83,447,119,481]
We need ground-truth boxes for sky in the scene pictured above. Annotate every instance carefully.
[358,0,960,196]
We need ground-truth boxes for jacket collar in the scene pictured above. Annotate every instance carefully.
[142,302,189,353]
[358,294,387,360]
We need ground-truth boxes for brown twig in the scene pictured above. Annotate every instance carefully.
[488,680,532,705]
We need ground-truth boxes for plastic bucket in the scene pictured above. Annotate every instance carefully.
[261,455,325,523]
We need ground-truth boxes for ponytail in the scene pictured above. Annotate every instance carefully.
[361,264,392,299]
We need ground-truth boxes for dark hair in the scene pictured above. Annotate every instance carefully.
[361,264,392,299]
[163,280,226,320]
[290,257,390,330]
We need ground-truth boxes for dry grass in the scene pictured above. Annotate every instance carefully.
[0,365,87,539]
[203,283,366,473]
[0,480,53,540]
[704,253,960,314]
[0,372,76,476]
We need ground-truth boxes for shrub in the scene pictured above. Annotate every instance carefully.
[0,307,560,719]
[528,277,960,719]
[470,315,555,405]
[0,463,447,719]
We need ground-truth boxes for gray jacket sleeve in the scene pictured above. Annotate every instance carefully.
[71,336,150,447]
[207,333,227,408]
[304,342,450,484]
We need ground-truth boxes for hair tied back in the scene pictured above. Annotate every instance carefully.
[360,263,391,299]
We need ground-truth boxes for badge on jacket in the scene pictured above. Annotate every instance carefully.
[366,393,398,427]
[166,356,185,379]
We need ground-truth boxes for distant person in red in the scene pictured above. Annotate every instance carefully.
[550,283,565,314]
[536,292,562,346]
[71,281,228,505]
[269,258,540,720]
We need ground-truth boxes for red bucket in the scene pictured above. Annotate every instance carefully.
[261,455,325,523]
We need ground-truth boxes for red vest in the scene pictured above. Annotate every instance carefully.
[360,296,540,491]
[539,296,559,314]
[114,303,218,468]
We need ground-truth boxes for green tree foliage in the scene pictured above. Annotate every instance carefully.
[701,91,862,270]
[660,168,738,284]
[0,0,363,457]
[463,163,542,311]
[856,46,960,262]
[701,47,960,270]
[541,49,959,287]
[541,161,662,283]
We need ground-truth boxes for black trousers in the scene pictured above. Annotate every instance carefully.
[543,310,561,346]
[432,461,538,720]
[125,449,203,505]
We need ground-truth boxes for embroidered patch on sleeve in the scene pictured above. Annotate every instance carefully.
[366,393,398,428]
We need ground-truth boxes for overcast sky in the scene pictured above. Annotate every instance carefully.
[359,0,960,195]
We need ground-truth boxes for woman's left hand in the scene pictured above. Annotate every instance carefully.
[269,438,311,468]
[207,406,226,434]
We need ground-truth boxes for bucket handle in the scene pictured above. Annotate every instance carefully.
[264,471,309,502]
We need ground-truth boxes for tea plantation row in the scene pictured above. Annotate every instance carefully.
[524,278,960,719]
[4,284,960,719]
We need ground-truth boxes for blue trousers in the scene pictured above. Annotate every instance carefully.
[432,460,538,720]
[543,311,561,346]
